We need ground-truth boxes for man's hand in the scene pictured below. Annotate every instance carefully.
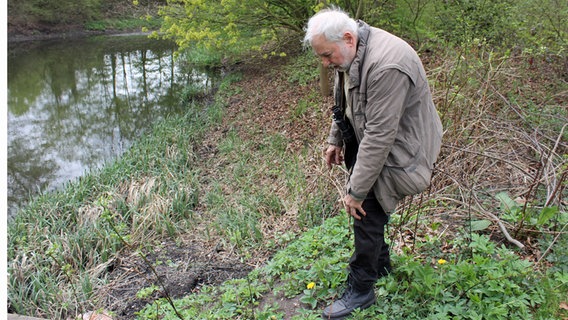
[325,145,343,169]
[343,194,366,220]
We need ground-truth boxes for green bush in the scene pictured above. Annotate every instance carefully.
[433,0,516,46]
[10,0,103,25]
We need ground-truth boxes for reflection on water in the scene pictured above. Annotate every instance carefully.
[7,35,217,217]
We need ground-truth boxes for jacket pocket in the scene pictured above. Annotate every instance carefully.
[383,164,431,197]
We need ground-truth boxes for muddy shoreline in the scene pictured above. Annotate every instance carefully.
[7,25,149,43]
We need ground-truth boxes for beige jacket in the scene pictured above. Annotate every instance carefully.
[328,21,443,213]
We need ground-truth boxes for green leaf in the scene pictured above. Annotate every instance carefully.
[495,192,517,213]
[470,219,492,231]
[537,206,558,226]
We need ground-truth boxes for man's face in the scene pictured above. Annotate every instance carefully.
[311,33,357,71]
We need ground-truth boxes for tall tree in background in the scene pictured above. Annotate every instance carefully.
[157,0,316,62]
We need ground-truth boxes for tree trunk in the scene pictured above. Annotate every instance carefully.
[319,63,330,96]
[318,0,331,97]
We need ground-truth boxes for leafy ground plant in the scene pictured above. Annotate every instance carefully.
[136,213,567,319]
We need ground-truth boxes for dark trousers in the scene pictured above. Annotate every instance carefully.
[348,192,390,292]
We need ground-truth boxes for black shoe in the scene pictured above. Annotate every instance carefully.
[321,283,375,319]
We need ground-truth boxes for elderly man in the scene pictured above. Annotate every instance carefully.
[304,7,443,319]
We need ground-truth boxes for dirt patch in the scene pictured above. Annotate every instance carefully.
[258,281,305,320]
[101,238,252,319]
[7,28,125,43]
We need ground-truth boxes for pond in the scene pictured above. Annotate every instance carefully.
[7,34,219,217]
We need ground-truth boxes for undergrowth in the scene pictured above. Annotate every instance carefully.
[7,0,567,318]
[7,44,567,319]
[136,214,568,319]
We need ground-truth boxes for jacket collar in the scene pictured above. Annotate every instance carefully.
[346,20,370,88]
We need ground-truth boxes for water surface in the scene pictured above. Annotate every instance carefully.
[8,34,216,216]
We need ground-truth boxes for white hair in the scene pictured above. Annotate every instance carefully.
[303,7,358,47]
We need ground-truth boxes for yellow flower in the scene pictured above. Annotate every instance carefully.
[307,282,316,290]
[438,259,448,265]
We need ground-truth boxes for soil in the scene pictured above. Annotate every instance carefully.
[7,22,144,43]
[100,239,253,319]
[8,24,100,43]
